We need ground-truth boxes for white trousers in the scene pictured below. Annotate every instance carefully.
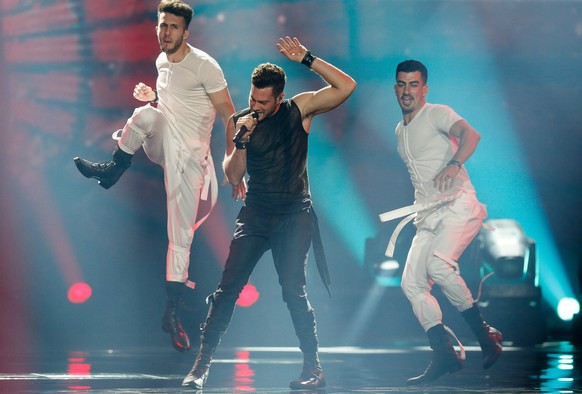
[117,105,216,283]
[400,193,487,332]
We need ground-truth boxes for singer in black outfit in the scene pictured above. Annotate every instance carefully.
[182,36,356,390]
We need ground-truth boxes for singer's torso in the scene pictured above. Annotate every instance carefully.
[234,99,311,214]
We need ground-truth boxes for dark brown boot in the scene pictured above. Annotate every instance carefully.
[407,324,463,385]
[462,305,502,369]
[161,282,190,352]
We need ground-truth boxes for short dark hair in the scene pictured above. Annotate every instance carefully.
[396,60,428,84]
[158,0,193,29]
[251,63,286,98]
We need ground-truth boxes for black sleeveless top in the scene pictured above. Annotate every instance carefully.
[234,99,311,214]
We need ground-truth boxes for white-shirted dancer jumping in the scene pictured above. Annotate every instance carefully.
[73,0,236,353]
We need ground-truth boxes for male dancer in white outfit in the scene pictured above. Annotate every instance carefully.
[389,60,502,384]
[73,0,235,352]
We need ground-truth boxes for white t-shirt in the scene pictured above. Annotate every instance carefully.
[156,44,227,159]
[395,103,476,202]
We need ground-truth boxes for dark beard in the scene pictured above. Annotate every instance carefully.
[160,37,182,55]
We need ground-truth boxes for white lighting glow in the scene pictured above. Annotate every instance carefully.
[557,297,580,321]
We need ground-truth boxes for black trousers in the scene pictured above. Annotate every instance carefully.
[201,205,319,354]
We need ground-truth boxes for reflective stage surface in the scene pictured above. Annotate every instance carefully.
[1,341,581,393]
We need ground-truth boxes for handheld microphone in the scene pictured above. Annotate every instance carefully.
[233,112,259,143]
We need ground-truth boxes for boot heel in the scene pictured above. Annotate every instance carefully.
[98,179,115,190]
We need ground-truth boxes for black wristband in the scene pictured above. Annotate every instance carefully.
[301,51,317,68]
[148,89,158,103]
[234,140,247,150]
[447,159,462,168]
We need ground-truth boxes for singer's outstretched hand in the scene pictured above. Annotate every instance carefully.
[276,36,308,63]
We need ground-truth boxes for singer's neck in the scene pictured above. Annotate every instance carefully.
[269,103,282,118]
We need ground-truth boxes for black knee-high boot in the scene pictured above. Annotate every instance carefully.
[407,324,463,385]
[462,305,502,369]
[161,281,190,352]
[73,145,132,189]
[182,292,237,389]
[181,341,216,389]
[287,307,325,389]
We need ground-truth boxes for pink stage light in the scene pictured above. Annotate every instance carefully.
[236,284,259,308]
[67,282,93,304]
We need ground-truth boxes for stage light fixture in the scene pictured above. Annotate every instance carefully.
[476,219,546,344]
[480,218,534,282]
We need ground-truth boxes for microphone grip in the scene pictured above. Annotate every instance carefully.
[233,125,248,143]
[233,112,259,143]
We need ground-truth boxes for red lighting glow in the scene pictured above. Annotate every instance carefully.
[236,284,259,308]
[68,351,91,390]
[67,282,92,304]
[234,351,255,392]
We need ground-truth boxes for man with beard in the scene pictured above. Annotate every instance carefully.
[73,0,236,353]
[385,60,502,384]
[182,36,356,390]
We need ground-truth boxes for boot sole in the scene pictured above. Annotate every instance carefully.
[182,374,207,389]
[406,360,463,385]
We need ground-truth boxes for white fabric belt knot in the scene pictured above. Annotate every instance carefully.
[379,191,463,258]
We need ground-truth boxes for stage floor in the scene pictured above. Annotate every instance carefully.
[1,341,580,393]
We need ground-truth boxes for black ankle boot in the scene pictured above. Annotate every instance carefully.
[407,324,463,385]
[162,282,191,352]
[289,352,326,389]
[73,145,132,189]
[462,305,502,369]
[182,342,215,389]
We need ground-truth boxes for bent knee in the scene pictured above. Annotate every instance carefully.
[130,105,162,135]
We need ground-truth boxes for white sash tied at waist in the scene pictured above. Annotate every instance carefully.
[379,191,463,258]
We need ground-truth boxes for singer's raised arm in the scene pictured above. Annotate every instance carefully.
[223,36,356,189]
[276,36,356,132]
